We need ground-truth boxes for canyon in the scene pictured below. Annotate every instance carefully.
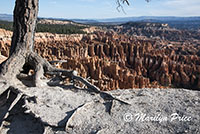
[0,26,200,91]
[0,21,199,134]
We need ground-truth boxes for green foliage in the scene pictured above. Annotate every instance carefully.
[0,20,13,31]
[0,20,87,34]
[36,24,87,34]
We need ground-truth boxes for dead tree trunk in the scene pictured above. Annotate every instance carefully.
[0,0,38,82]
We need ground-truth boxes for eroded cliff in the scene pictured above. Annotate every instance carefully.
[0,28,200,90]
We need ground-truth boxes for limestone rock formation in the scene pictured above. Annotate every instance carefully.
[113,22,200,42]
[0,28,200,90]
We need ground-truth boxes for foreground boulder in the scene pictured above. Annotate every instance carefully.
[0,85,199,134]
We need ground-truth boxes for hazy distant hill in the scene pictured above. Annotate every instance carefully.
[97,16,200,23]
[71,19,98,24]
[81,16,200,30]
[96,16,200,30]
[1,14,200,30]
[0,14,13,21]
[1,13,199,23]
[0,14,98,24]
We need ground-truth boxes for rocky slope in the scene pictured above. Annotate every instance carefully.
[113,22,200,42]
[0,85,199,134]
[0,28,200,90]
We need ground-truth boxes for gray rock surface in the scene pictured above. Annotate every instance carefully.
[0,85,199,134]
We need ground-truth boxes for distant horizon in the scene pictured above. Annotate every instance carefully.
[33,15,200,20]
[0,0,200,19]
[0,13,200,21]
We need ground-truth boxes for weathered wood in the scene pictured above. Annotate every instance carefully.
[0,0,39,81]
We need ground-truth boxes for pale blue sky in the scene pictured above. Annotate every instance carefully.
[0,0,200,19]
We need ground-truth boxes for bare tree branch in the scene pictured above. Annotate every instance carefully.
[116,0,151,13]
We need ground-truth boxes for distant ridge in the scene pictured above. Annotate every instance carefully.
[0,14,13,21]
[0,14,200,30]
[97,16,200,23]
[70,19,98,24]
[1,13,200,23]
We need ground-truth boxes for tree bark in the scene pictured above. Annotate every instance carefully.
[0,0,39,81]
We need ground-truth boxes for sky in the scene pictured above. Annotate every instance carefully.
[0,0,200,19]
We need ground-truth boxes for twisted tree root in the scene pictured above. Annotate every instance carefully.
[28,52,130,105]
[0,52,130,124]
